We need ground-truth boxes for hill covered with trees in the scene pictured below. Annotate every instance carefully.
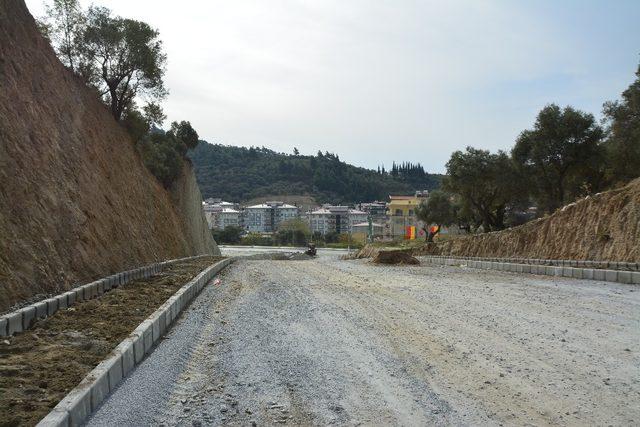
[189,143,442,203]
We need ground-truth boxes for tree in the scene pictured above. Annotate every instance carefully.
[602,61,640,184]
[512,104,605,213]
[81,6,166,121]
[444,147,520,231]
[416,191,456,232]
[169,121,199,155]
[275,219,310,246]
[39,2,167,122]
[40,0,85,72]
[212,226,243,244]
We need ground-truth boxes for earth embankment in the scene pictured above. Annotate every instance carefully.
[0,1,218,311]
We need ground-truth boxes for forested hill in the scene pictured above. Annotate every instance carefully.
[189,142,442,204]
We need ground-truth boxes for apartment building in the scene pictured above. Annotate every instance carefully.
[308,205,368,235]
[244,201,299,233]
[203,200,241,230]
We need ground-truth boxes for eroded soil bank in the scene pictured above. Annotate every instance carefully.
[0,256,221,426]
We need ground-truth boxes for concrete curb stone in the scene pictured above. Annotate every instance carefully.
[36,257,235,427]
[1,255,212,338]
[21,306,36,330]
[418,255,638,286]
[35,300,48,319]
[45,298,59,316]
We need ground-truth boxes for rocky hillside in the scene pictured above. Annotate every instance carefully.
[416,178,640,262]
[0,1,218,311]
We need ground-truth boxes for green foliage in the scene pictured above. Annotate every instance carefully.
[137,132,183,188]
[82,6,167,121]
[274,219,311,246]
[416,190,456,227]
[121,107,150,143]
[168,121,199,155]
[602,63,640,184]
[40,0,85,72]
[143,102,167,128]
[40,1,167,121]
[512,104,605,213]
[212,226,243,244]
[135,122,201,187]
[189,143,442,204]
[444,147,521,231]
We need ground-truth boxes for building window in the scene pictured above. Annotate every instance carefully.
[395,209,402,216]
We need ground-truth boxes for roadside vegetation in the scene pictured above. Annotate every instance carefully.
[38,0,200,187]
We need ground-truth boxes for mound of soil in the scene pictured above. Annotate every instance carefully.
[0,1,218,311]
[373,250,420,265]
[414,178,640,262]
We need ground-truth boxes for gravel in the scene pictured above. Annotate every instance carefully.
[87,253,640,426]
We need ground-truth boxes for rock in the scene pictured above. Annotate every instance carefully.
[220,405,228,413]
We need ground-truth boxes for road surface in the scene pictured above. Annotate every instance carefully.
[88,253,640,426]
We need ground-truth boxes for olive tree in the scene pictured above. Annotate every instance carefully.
[512,104,605,212]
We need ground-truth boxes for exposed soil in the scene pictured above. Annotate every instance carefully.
[417,178,640,262]
[373,249,420,265]
[0,1,217,312]
[0,256,221,427]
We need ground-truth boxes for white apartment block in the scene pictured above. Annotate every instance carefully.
[244,201,299,233]
[203,200,240,230]
[308,205,368,235]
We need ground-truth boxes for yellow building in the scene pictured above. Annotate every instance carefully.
[386,191,429,239]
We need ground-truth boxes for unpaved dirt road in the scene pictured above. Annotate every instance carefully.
[88,254,640,426]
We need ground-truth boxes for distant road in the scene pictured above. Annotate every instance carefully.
[88,255,639,426]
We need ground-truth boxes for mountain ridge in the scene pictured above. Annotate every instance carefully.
[190,142,442,204]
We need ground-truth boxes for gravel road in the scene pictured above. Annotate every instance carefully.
[88,254,640,426]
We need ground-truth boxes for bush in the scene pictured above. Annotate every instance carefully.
[137,133,183,188]
[135,120,200,188]
[212,226,243,244]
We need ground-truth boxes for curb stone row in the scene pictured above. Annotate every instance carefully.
[36,257,235,427]
[415,254,639,272]
[421,256,640,285]
[0,254,212,337]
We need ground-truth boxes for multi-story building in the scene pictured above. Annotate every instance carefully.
[358,201,388,221]
[203,200,241,229]
[244,201,299,233]
[212,208,241,229]
[308,205,368,235]
[386,191,429,239]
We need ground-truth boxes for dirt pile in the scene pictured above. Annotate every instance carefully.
[0,1,218,311]
[373,250,420,265]
[416,178,640,262]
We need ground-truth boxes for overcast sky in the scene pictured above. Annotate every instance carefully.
[26,0,640,173]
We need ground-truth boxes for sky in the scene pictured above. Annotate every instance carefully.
[26,0,640,173]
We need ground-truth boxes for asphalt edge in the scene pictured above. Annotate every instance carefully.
[420,256,640,285]
[35,257,235,427]
[0,255,214,337]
